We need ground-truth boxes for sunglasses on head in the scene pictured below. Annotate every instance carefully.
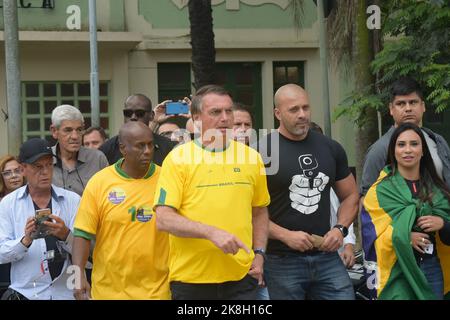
[123,109,148,118]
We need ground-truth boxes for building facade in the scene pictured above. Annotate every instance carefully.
[0,0,408,168]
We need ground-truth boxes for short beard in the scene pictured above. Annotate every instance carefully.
[287,122,309,138]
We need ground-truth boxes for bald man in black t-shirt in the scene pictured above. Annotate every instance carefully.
[258,84,359,300]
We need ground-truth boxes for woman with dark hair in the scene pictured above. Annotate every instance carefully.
[0,155,25,201]
[362,122,450,300]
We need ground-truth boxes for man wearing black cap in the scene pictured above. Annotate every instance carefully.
[99,94,176,166]
[0,138,80,300]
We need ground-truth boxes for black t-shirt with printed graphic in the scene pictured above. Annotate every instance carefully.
[258,130,351,255]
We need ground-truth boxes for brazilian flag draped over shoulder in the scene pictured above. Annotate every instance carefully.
[362,166,450,300]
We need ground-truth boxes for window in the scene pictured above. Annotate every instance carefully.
[273,61,305,127]
[21,82,110,143]
[273,61,305,93]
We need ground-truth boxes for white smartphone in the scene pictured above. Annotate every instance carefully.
[424,243,434,255]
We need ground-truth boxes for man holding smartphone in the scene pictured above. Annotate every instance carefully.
[0,138,80,300]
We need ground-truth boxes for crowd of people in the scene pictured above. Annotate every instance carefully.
[0,76,449,300]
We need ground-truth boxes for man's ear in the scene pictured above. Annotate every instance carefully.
[274,108,281,122]
[388,103,393,116]
[119,142,126,157]
[50,125,58,140]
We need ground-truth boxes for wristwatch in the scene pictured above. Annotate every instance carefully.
[253,248,266,260]
[333,224,349,237]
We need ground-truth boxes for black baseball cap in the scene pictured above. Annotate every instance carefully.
[19,138,54,164]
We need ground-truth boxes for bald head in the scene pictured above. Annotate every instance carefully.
[119,121,152,146]
[118,121,154,170]
[125,94,151,109]
[274,84,308,109]
[273,84,311,141]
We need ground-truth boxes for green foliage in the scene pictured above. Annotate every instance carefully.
[336,0,450,126]
[333,91,384,127]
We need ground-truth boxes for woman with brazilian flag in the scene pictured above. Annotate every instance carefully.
[362,122,450,300]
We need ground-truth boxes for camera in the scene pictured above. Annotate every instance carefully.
[298,154,318,177]
[166,102,189,115]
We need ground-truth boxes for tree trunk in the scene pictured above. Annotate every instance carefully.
[352,0,378,251]
[354,0,378,184]
[188,0,216,90]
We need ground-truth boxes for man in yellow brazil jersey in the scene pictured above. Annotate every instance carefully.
[154,85,270,300]
[72,121,169,300]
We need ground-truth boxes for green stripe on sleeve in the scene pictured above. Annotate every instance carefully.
[74,228,95,241]
[158,188,167,205]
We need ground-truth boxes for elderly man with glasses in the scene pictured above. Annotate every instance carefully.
[99,94,176,166]
[50,105,108,196]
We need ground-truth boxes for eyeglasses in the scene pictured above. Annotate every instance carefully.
[123,109,148,118]
[1,168,21,178]
[159,131,174,139]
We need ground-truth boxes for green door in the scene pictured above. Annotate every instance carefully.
[158,63,192,102]
[215,62,263,130]
[157,62,263,129]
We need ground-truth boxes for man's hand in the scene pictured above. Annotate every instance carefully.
[43,215,70,241]
[340,244,355,268]
[22,217,37,247]
[178,97,192,119]
[284,231,314,252]
[73,274,92,300]
[153,100,172,124]
[248,254,264,286]
[320,228,343,252]
[209,228,250,255]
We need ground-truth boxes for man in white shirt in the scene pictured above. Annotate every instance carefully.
[0,138,80,300]
[330,189,356,267]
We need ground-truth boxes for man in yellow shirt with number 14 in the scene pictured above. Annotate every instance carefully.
[72,122,169,300]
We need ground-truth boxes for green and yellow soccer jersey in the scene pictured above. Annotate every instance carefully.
[74,160,170,300]
[154,140,270,283]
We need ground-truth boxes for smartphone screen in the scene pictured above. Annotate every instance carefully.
[31,208,52,239]
[166,102,189,115]
[35,208,51,225]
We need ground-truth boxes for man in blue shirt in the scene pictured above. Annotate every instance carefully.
[0,138,80,300]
